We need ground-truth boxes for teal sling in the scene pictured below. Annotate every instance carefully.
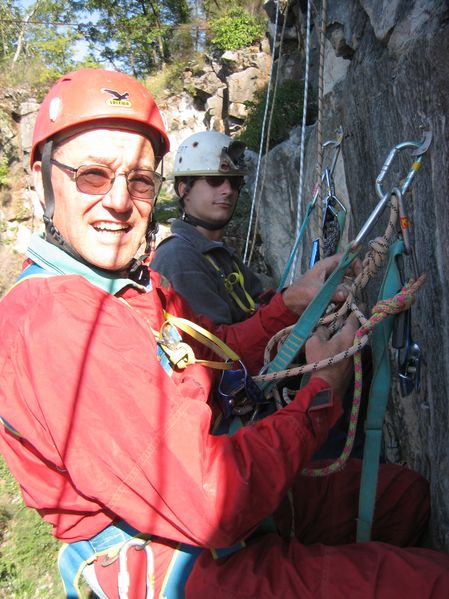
[259,246,360,394]
[356,239,404,542]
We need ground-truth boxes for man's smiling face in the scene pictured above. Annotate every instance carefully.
[33,127,157,271]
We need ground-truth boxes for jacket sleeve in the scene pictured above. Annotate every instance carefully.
[3,277,341,548]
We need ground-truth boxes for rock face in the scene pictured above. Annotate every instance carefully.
[160,43,271,191]
[255,0,449,550]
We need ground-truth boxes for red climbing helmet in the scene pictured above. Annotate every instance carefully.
[31,68,170,164]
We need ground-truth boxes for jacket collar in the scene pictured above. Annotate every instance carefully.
[26,233,148,295]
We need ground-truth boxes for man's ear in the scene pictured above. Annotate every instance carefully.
[177,180,187,199]
[32,161,45,210]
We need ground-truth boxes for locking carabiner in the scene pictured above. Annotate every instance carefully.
[352,132,432,249]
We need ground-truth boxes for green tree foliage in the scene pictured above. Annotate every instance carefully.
[239,80,318,152]
[210,7,265,51]
[202,0,265,20]
[0,457,61,598]
[0,1,89,92]
[0,0,21,59]
[71,0,191,78]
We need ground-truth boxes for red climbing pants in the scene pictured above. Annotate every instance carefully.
[186,460,449,599]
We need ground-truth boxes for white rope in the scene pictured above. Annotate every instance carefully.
[288,0,312,284]
[316,0,328,260]
[246,1,290,267]
[243,0,281,264]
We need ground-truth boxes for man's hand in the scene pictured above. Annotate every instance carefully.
[306,314,359,399]
[281,253,361,315]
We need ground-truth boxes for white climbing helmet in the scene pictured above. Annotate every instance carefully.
[173,131,248,178]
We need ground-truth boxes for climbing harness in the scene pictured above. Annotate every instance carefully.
[204,254,257,317]
[157,313,270,419]
[157,232,258,319]
[117,538,154,599]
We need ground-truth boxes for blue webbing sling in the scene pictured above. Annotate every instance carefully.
[356,238,404,542]
[259,237,407,542]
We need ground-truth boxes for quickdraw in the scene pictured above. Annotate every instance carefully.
[309,161,347,267]
[278,129,345,289]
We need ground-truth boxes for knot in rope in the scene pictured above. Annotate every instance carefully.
[356,275,426,339]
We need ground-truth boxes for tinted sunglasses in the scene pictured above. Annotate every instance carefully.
[201,175,244,191]
[50,158,163,201]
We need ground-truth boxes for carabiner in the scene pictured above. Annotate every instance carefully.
[311,129,344,209]
[376,132,433,202]
[397,337,422,397]
[352,132,432,249]
[309,193,347,267]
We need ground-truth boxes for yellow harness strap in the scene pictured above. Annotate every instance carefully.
[158,312,240,370]
[204,255,257,316]
[119,296,240,371]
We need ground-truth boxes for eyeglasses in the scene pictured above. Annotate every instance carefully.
[201,176,244,192]
[50,158,164,201]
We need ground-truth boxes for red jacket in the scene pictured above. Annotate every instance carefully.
[0,265,340,555]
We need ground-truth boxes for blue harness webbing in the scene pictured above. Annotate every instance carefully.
[58,519,245,599]
[16,262,53,280]
[58,521,138,598]
[356,239,404,542]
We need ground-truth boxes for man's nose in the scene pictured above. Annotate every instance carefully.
[101,174,133,211]
[218,177,234,193]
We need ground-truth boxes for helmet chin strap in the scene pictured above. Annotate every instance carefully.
[181,211,231,231]
[41,139,87,264]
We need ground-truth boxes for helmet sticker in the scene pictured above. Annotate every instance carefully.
[101,88,132,108]
[49,97,62,122]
